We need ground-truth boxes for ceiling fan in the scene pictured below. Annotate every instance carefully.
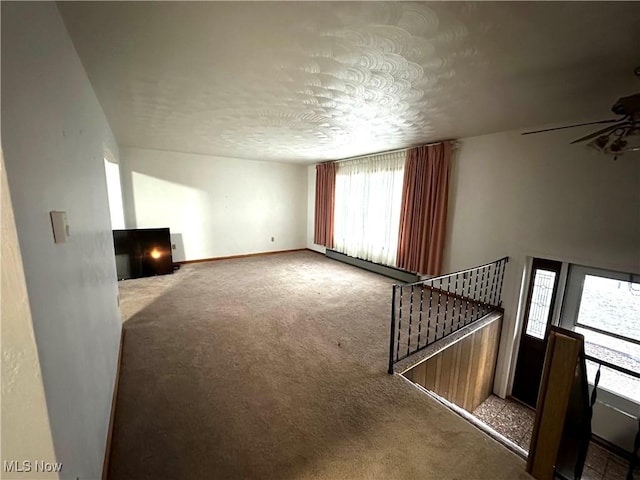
[522,66,640,159]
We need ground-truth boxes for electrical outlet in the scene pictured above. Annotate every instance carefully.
[172,244,177,250]
[271,237,275,242]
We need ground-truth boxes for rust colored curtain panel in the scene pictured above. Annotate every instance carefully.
[397,142,452,276]
[314,162,336,247]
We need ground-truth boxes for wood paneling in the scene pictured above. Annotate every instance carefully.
[403,315,502,412]
[527,329,583,480]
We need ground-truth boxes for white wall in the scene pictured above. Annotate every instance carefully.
[1,3,122,479]
[120,147,307,262]
[443,128,640,396]
[1,150,59,480]
[306,165,326,254]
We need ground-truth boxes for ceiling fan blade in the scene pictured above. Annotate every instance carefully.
[521,119,621,135]
[569,123,629,144]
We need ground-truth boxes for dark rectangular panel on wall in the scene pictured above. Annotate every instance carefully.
[404,315,502,412]
[113,228,173,280]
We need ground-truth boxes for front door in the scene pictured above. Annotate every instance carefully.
[512,258,562,408]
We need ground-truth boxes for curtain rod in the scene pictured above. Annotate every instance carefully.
[324,139,459,164]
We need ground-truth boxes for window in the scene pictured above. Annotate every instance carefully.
[575,274,640,342]
[562,265,640,402]
[525,267,558,339]
[333,152,405,267]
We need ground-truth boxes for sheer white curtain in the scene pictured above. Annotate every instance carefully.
[333,151,405,266]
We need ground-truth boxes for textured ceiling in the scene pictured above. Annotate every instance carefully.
[58,2,640,163]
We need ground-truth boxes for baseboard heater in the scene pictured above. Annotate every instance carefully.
[325,249,420,283]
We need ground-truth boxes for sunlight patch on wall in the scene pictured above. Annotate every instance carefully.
[131,171,207,261]
[104,158,125,230]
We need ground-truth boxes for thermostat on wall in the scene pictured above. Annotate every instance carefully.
[50,211,70,243]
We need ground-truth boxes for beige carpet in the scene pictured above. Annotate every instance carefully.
[109,251,531,479]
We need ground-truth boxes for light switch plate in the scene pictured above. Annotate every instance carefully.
[50,211,69,243]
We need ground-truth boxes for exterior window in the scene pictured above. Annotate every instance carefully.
[562,266,640,402]
[576,275,640,342]
[333,152,405,267]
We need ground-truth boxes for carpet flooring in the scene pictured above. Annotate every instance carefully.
[109,251,531,479]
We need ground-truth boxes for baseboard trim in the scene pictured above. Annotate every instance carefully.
[305,248,325,255]
[102,327,125,480]
[176,248,307,265]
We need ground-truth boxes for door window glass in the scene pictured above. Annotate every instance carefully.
[525,269,557,339]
